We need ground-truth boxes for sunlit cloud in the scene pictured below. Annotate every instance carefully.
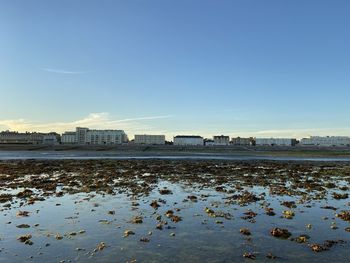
[0,113,173,137]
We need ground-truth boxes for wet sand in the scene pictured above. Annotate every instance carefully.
[0,159,350,262]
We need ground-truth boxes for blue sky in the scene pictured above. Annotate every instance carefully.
[1,0,350,139]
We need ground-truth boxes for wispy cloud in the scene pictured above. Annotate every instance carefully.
[116,115,173,122]
[0,113,172,136]
[41,68,89,74]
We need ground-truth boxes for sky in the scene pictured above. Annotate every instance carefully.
[1,0,350,140]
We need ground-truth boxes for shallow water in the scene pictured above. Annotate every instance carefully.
[1,178,350,262]
[1,150,350,162]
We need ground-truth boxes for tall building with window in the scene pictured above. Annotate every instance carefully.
[61,127,128,145]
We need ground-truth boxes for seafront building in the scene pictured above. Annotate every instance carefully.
[255,138,297,146]
[230,137,254,146]
[61,131,77,144]
[134,134,165,145]
[204,139,215,146]
[62,127,128,145]
[213,135,230,145]
[174,135,204,146]
[300,136,350,147]
[0,131,60,145]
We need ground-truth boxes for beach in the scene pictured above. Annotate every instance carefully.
[0,158,349,262]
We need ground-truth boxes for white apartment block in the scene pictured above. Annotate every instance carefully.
[61,132,77,144]
[300,136,350,146]
[255,138,296,146]
[63,127,128,145]
[134,134,165,145]
[213,135,230,145]
[85,129,128,145]
[173,135,203,146]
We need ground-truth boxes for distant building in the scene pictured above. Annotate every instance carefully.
[255,138,296,146]
[204,139,215,146]
[61,131,77,144]
[300,136,350,147]
[76,127,89,145]
[213,135,230,145]
[62,127,128,145]
[86,129,127,145]
[231,137,254,146]
[134,135,165,145]
[42,133,60,145]
[173,135,203,146]
[0,131,59,145]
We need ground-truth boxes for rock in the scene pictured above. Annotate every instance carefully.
[16,211,30,217]
[55,233,63,240]
[140,237,150,242]
[241,211,257,220]
[333,193,348,200]
[16,189,33,198]
[150,200,160,209]
[0,194,12,203]
[17,234,32,243]
[281,201,296,208]
[309,244,325,252]
[243,252,256,260]
[240,228,251,236]
[165,210,174,218]
[171,215,182,223]
[321,206,337,210]
[282,210,295,219]
[188,195,197,202]
[95,242,106,251]
[16,224,30,228]
[270,228,291,238]
[159,188,172,195]
[336,211,350,222]
[295,234,310,243]
[123,230,135,237]
[131,215,143,224]
[266,252,277,259]
[265,207,276,216]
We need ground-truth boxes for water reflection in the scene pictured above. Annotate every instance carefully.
[1,179,349,262]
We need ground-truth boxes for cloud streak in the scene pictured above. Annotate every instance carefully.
[41,68,89,74]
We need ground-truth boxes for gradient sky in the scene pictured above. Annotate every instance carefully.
[1,0,350,140]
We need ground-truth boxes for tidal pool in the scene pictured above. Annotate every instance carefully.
[0,160,349,262]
